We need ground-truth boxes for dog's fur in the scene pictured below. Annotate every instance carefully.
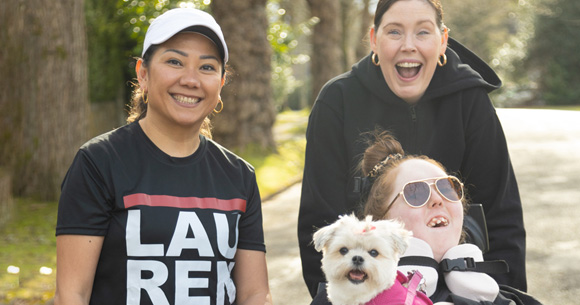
[313,214,411,305]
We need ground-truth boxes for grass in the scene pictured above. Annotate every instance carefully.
[0,199,57,304]
[0,109,309,304]
[546,105,580,111]
[240,138,306,200]
[239,109,308,200]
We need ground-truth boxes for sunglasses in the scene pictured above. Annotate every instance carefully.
[389,176,464,208]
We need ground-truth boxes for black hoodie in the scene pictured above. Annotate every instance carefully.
[298,38,526,297]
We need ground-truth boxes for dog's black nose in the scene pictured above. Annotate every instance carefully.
[352,255,364,266]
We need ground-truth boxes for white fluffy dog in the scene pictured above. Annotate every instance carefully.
[313,214,411,305]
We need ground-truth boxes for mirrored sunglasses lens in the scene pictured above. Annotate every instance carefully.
[437,177,462,201]
[403,181,430,207]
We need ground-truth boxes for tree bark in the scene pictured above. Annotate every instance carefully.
[211,0,276,151]
[355,0,372,60]
[0,0,89,200]
[307,0,343,106]
[0,169,13,229]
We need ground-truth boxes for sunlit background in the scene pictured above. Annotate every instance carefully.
[0,0,579,304]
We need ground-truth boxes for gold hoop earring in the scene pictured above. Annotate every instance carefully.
[143,90,149,104]
[438,54,447,67]
[371,53,380,66]
[214,98,224,113]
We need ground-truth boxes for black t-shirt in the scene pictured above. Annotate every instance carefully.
[57,122,265,305]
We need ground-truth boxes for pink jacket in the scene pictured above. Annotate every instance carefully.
[366,271,432,305]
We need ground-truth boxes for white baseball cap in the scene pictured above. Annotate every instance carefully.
[142,8,228,64]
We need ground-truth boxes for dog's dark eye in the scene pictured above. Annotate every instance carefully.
[369,249,379,257]
[339,247,349,255]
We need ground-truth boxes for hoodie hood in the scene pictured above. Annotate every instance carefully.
[353,37,502,103]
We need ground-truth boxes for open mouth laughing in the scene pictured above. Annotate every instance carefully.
[396,62,421,79]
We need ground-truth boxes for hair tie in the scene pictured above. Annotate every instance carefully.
[367,153,403,178]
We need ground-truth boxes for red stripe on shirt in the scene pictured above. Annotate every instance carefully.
[123,193,247,212]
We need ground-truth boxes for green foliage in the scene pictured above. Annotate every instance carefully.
[442,0,540,107]
[85,0,129,103]
[116,0,210,57]
[86,0,211,104]
[487,0,537,107]
[443,0,520,63]
[526,0,580,105]
[542,61,580,105]
[266,1,314,111]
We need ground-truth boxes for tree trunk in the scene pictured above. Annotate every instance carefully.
[355,0,372,60]
[0,169,13,229]
[341,0,356,70]
[211,0,276,151]
[307,0,343,106]
[0,0,89,200]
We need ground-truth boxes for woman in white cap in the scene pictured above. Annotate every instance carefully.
[55,8,272,305]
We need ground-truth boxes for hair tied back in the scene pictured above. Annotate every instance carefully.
[367,153,403,178]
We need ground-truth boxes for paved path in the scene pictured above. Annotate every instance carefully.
[262,108,580,305]
[499,109,580,305]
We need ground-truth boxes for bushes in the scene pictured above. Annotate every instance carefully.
[525,0,580,106]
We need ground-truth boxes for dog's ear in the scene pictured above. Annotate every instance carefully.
[376,219,412,255]
[312,223,336,252]
[390,225,412,255]
[312,214,354,252]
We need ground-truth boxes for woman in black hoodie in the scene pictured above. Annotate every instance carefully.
[298,0,527,298]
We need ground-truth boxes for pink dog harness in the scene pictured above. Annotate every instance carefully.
[365,271,432,305]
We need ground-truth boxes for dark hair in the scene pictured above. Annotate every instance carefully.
[373,0,445,31]
[126,45,157,125]
[126,41,228,139]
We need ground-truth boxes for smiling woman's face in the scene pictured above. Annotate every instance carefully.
[384,159,463,261]
[137,32,224,131]
[370,0,447,104]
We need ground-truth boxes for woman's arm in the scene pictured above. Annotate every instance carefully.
[54,235,104,305]
[233,249,273,305]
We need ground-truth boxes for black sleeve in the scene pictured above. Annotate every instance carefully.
[309,286,332,305]
[237,170,266,252]
[461,90,527,291]
[56,149,112,236]
[298,87,351,297]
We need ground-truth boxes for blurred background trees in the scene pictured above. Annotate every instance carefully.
[211,0,277,150]
[0,0,88,201]
[524,0,580,106]
[1,0,579,202]
[306,0,343,106]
